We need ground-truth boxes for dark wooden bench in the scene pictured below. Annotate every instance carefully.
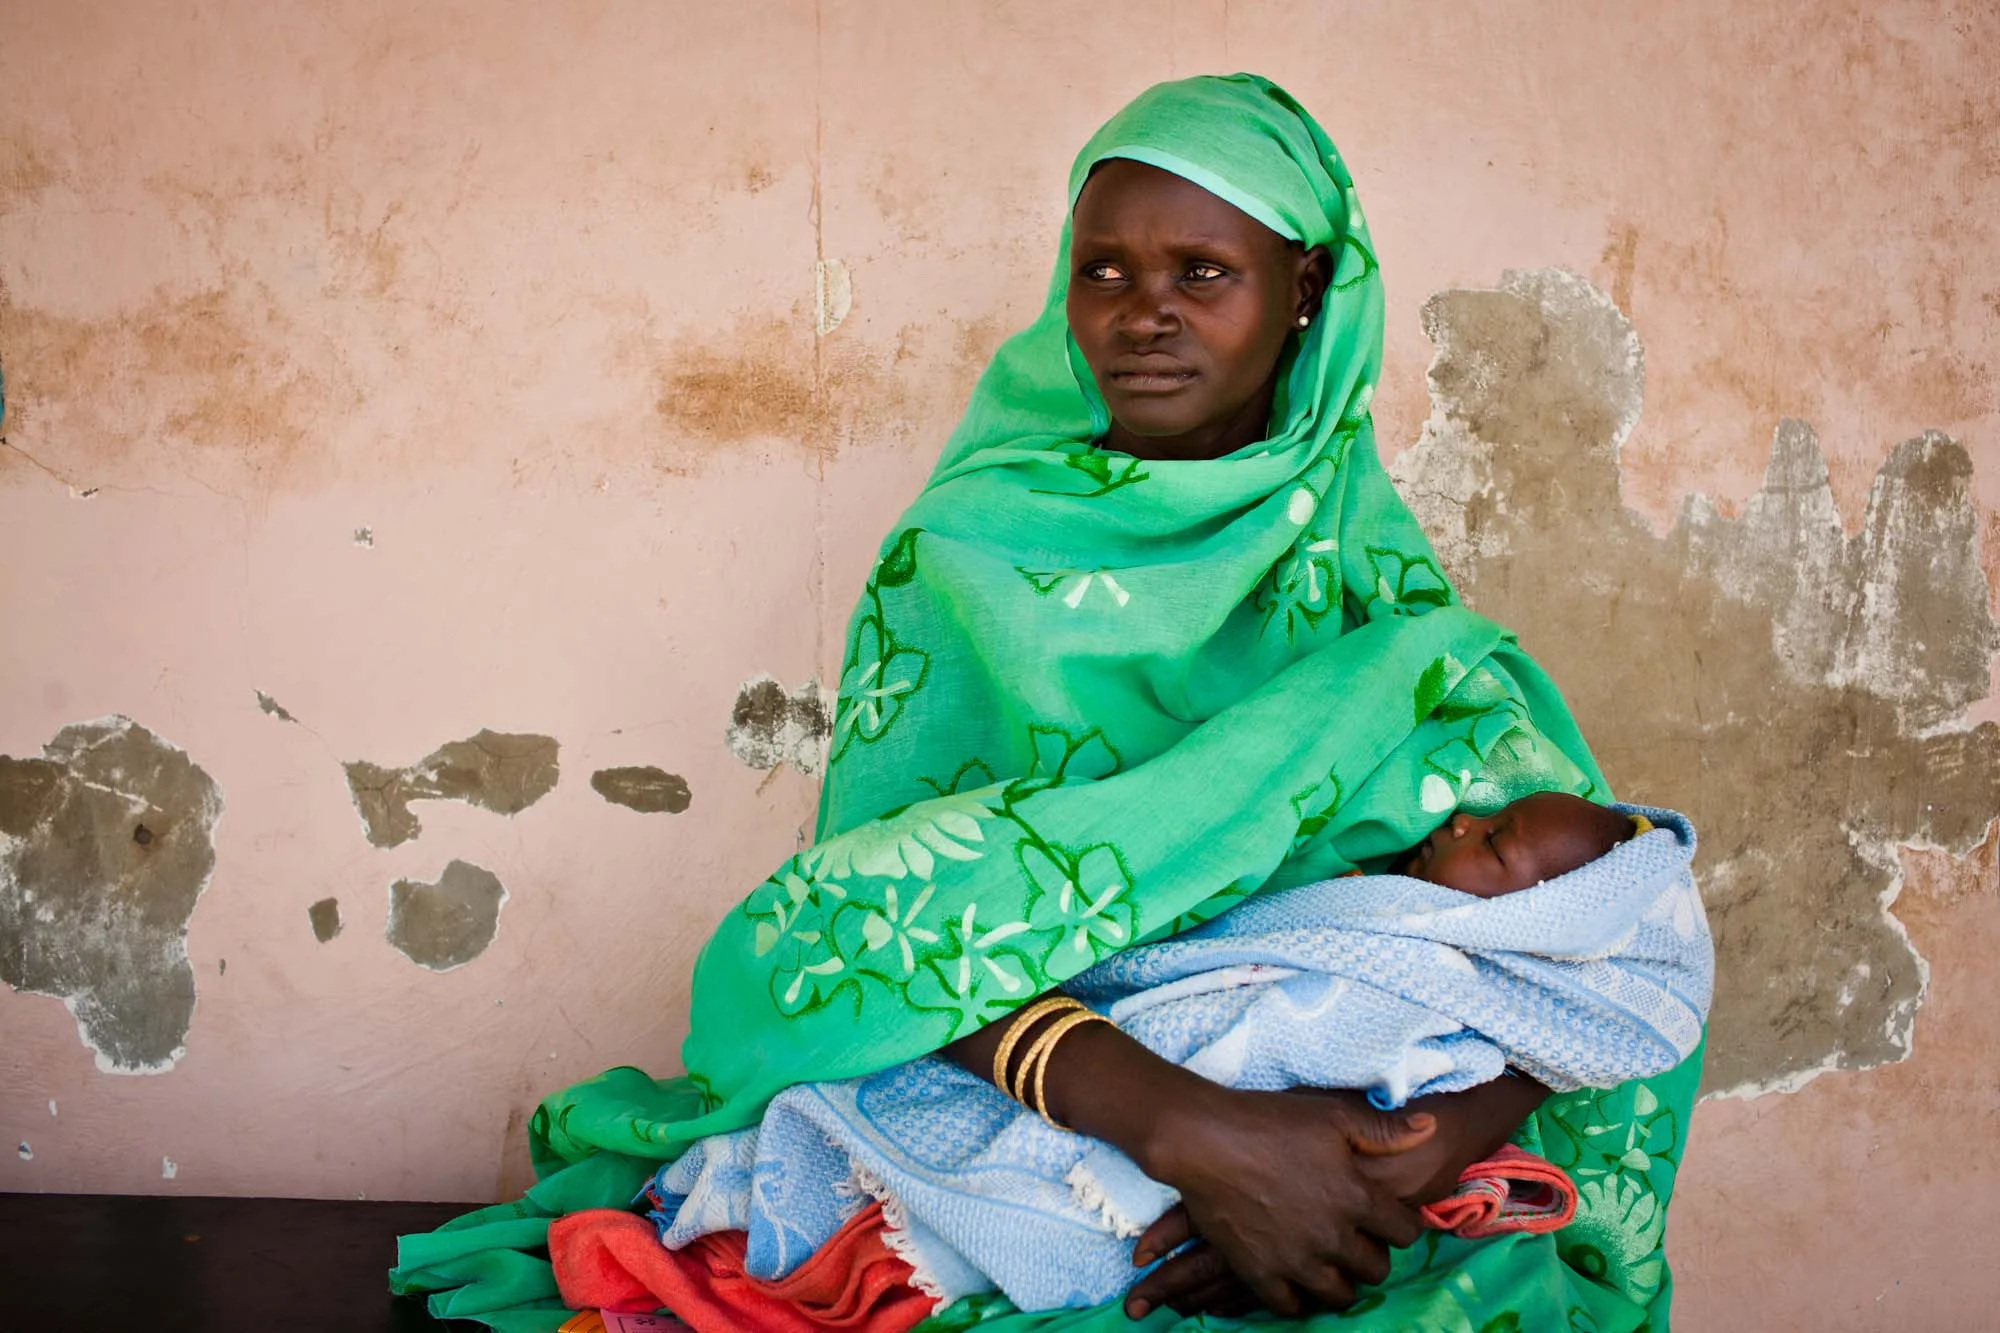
[0,1192,481,1330]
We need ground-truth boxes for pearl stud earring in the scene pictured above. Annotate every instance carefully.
[1296,315,1310,328]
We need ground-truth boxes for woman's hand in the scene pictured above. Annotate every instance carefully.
[1124,1076,1554,1318]
[1121,1083,1436,1319]
[943,1000,1549,1320]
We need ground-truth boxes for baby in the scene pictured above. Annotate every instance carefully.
[1392,790,1641,898]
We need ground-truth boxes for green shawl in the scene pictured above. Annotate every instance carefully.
[393,74,1701,1333]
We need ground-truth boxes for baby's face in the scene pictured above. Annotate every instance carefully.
[1398,791,1631,898]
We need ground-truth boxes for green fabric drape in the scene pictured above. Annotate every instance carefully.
[393,73,1701,1333]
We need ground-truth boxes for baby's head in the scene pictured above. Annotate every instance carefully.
[1397,791,1638,898]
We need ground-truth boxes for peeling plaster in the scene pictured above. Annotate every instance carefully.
[255,690,298,724]
[1391,268,2000,1096]
[343,730,559,849]
[385,860,507,971]
[726,676,830,775]
[590,766,692,814]
[0,717,222,1073]
[307,896,342,943]
[816,259,853,336]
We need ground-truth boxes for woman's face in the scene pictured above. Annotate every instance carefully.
[1067,159,1327,461]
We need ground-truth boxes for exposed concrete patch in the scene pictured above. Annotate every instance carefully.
[0,718,222,1073]
[343,730,559,849]
[726,676,830,776]
[1391,268,2000,1096]
[385,860,507,972]
[308,897,342,943]
[255,691,298,724]
[353,527,374,548]
[590,766,692,814]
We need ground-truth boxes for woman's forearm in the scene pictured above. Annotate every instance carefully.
[944,997,1547,1202]
[940,995,1213,1176]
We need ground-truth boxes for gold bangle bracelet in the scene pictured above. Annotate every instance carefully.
[1029,1010,1116,1130]
[990,995,1084,1091]
[1010,1004,1089,1103]
[1013,1007,1109,1108]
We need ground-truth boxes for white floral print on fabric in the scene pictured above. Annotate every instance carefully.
[906,902,1038,1036]
[1018,568,1132,609]
[807,794,991,880]
[1021,841,1136,981]
[858,882,942,977]
[834,615,931,754]
[744,866,857,1015]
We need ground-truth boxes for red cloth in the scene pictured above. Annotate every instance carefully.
[550,1202,938,1333]
[1419,1144,1577,1238]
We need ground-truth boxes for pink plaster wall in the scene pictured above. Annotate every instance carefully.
[3,3,1995,1328]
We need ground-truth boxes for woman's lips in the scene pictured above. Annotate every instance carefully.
[1108,363,1197,393]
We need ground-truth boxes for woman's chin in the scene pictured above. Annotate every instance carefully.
[1104,406,1223,453]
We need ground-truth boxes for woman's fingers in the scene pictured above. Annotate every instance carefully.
[1295,1259,1358,1313]
[1344,1108,1437,1158]
[1365,1191,1426,1250]
[1128,1241,1228,1313]
[1331,1231,1394,1289]
[1132,1202,1195,1268]
[1168,1275,1249,1316]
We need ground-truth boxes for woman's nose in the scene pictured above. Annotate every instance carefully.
[1116,287,1180,341]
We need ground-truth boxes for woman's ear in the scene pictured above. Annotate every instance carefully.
[1295,244,1334,322]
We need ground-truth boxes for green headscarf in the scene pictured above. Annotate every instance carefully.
[393,74,1701,1333]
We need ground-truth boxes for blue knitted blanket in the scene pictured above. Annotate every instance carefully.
[640,805,1712,1312]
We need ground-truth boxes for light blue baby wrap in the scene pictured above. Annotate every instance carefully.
[641,805,1712,1312]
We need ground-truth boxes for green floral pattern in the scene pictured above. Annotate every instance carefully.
[832,529,932,761]
[1030,448,1151,499]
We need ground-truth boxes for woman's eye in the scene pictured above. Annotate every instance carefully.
[1186,264,1225,281]
[1081,263,1123,281]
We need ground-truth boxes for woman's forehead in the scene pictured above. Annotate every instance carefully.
[1072,158,1288,249]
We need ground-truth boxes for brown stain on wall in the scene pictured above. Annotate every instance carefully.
[0,132,62,213]
[639,309,930,464]
[344,730,560,850]
[1394,268,2000,1094]
[1599,221,1639,317]
[0,280,349,488]
[0,718,222,1071]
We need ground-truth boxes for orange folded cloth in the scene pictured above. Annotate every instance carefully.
[1419,1144,1577,1238]
[550,1201,937,1333]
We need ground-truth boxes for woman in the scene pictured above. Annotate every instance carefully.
[395,74,1702,1332]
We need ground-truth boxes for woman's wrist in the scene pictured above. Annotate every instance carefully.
[1037,1020,1222,1179]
